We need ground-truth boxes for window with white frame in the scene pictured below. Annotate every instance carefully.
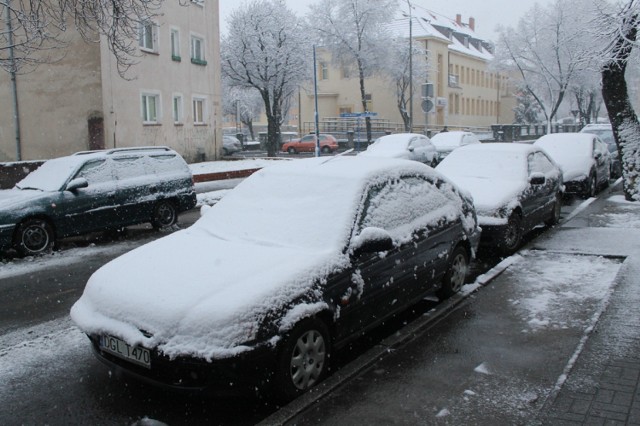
[173,94,183,124]
[192,97,206,124]
[141,93,160,123]
[139,20,158,52]
[170,29,181,60]
[191,35,206,64]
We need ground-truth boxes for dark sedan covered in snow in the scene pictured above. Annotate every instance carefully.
[71,156,480,400]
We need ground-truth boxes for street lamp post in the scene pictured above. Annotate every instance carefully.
[407,0,413,133]
[313,45,321,157]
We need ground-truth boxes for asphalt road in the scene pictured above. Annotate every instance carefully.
[0,196,587,425]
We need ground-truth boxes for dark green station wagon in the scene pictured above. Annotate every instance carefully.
[0,147,197,256]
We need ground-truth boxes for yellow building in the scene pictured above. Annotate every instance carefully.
[298,10,515,134]
[0,1,222,163]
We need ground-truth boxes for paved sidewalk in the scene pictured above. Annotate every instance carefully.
[538,184,640,425]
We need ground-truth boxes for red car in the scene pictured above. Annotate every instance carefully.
[281,134,339,154]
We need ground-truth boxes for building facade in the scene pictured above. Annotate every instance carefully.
[297,11,515,134]
[0,1,221,163]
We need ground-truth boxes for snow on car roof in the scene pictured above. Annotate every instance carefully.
[361,133,421,154]
[535,133,594,159]
[431,131,466,147]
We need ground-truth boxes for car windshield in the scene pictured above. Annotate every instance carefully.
[438,148,527,181]
[431,133,463,148]
[16,156,85,191]
[194,161,363,250]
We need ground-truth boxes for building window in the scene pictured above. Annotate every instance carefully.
[191,35,207,65]
[193,97,206,124]
[171,29,181,61]
[173,94,183,124]
[141,93,160,124]
[320,62,329,80]
[139,20,158,52]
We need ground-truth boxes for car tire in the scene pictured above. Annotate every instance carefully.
[274,317,331,402]
[499,212,523,255]
[545,194,562,226]
[583,172,597,198]
[287,147,297,155]
[321,146,332,154]
[437,245,469,299]
[15,218,55,256]
[151,200,177,229]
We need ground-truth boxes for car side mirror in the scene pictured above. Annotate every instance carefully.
[529,173,546,185]
[408,146,415,152]
[351,227,394,257]
[66,177,89,192]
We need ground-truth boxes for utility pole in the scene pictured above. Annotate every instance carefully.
[313,45,320,157]
[407,0,413,132]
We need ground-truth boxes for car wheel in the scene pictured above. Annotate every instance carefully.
[274,317,330,402]
[151,200,177,229]
[15,219,55,256]
[287,147,297,155]
[321,146,331,154]
[584,173,597,198]
[437,245,469,299]
[545,194,562,226]
[500,212,523,255]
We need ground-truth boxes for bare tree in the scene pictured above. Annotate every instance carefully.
[221,0,310,157]
[596,0,640,201]
[308,0,398,143]
[495,0,591,132]
[0,0,167,76]
[222,79,263,142]
[380,33,428,132]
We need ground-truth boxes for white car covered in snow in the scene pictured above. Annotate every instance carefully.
[359,133,438,166]
[430,131,481,162]
[534,133,611,198]
[436,143,563,255]
[71,156,480,400]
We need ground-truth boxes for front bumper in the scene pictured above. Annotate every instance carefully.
[564,177,589,195]
[88,334,278,395]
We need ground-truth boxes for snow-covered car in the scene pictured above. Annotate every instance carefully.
[0,147,196,256]
[436,143,563,255]
[534,133,610,198]
[430,131,481,162]
[358,133,438,166]
[579,124,621,178]
[222,135,242,155]
[71,156,480,400]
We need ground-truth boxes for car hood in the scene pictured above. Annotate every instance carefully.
[443,176,524,220]
[71,227,348,360]
[0,188,49,211]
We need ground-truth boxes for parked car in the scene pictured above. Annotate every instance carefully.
[281,134,339,154]
[71,156,480,401]
[222,135,242,155]
[430,131,481,162]
[359,133,438,166]
[579,124,622,178]
[0,147,196,256]
[436,143,563,255]
[534,133,610,198]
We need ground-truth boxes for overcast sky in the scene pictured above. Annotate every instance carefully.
[219,0,555,42]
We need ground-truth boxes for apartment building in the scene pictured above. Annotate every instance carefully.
[298,10,515,133]
[0,1,221,163]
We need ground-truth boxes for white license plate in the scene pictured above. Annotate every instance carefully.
[100,335,151,369]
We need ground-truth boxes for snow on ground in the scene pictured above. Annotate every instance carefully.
[506,251,621,332]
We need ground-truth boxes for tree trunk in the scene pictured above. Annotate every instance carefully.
[601,14,640,201]
[357,60,372,144]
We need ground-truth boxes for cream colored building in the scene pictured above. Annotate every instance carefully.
[0,1,221,163]
[297,11,515,134]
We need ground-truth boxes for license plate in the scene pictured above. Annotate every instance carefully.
[100,335,151,369]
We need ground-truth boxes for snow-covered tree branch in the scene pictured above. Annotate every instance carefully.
[0,0,165,76]
[221,0,310,157]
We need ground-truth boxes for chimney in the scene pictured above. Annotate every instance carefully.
[456,14,462,25]
[469,17,475,31]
